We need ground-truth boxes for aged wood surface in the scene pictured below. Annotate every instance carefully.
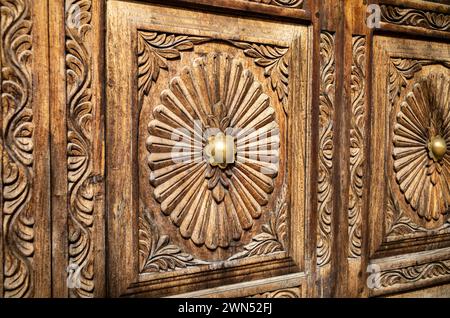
[1,0,450,298]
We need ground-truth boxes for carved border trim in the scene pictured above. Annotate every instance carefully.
[370,249,450,295]
[317,31,335,267]
[137,31,290,273]
[245,0,304,9]
[65,0,95,298]
[137,31,290,114]
[380,5,450,32]
[1,0,35,298]
[249,287,301,298]
[348,36,366,259]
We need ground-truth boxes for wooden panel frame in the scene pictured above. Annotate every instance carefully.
[368,35,450,295]
[106,0,310,297]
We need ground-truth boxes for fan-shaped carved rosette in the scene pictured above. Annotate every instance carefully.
[147,53,280,250]
[393,73,450,221]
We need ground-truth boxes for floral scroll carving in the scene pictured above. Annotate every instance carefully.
[373,261,450,290]
[317,32,335,267]
[393,73,450,221]
[246,0,303,9]
[380,5,450,32]
[65,0,95,298]
[348,36,366,258]
[1,0,35,298]
[250,287,300,298]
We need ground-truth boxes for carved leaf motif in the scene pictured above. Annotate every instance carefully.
[348,36,366,258]
[147,53,280,250]
[65,0,95,298]
[250,287,300,298]
[380,5,450,31]
[139,209,208,273]
[137,31,205,100]
[233,42,290,115]
[1,0,34,298]
[228,182,287,261]
[246,0,303,8]
[393,73,450,221]
[374,261,450,289]
[385,181,450,241]
[317,32,335,267]
[388,58,423,108]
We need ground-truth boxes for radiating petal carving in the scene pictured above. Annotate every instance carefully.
[393,73,450,221]
[147,53,280,250]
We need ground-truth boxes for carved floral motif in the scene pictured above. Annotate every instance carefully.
[374,261,450,290]
[348,36,366,258]
[250,287,300,298]
[147,53,280,250]
[139,209,208,273]
[1,0,34,298]
[317,32,335,267]
[393,73,450,221]
[380,5,450,32]
[65,0,95,298]
[246,0,303,8]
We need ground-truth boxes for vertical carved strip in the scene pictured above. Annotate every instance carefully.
[65,0,94,298]
[348,36,366,258]
[317,32,335,267]
[1,0,34,298]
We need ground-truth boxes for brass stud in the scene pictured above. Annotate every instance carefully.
[428,135,447,162]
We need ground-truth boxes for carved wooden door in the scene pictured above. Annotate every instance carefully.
[1,0,450,298]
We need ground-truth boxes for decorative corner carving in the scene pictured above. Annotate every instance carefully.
[385,182,450,243]
[1,0,35,298]
[380,5,450,32]
[317,31,335,267]
[65,0,95,298]
[348,36,366,258]
[139,208,208,273]
[137,31,206,103]
[228,182,288,261]
[232,42,290,115]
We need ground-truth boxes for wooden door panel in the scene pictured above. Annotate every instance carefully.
[106,0,309,297]
[368,34,450,296]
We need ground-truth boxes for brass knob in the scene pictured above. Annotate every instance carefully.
[204,132,236,169]
[428,135,447,162]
